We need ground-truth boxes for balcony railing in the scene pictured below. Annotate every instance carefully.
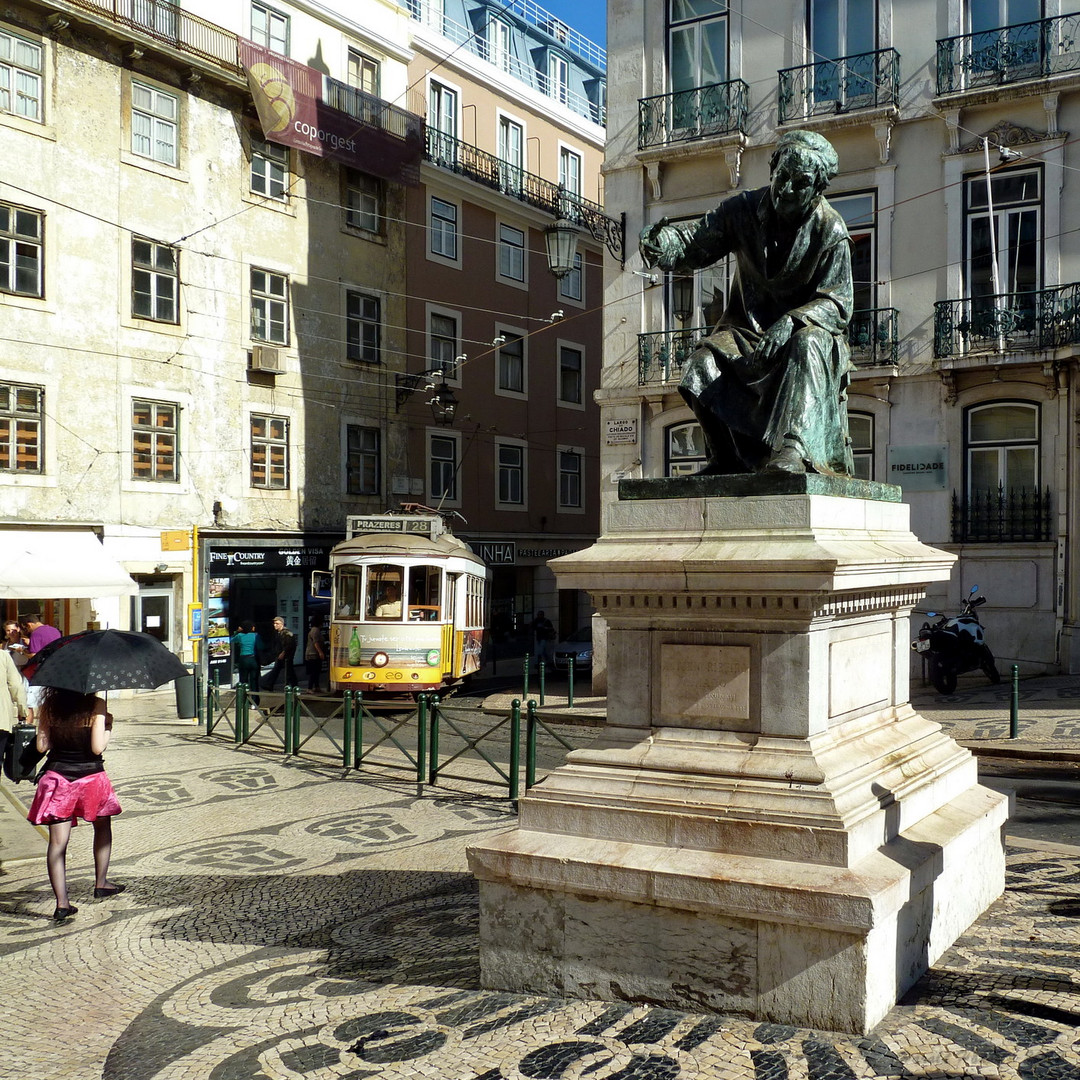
[779,48,900,123]
[637,326,709,385]
[424,128,624,260]
[59,0,243,74]
[323,79,423,144]
[638,79,749,150]
[951,485,1052,543]
[849,307,899,367]
[937,12,1080,94]
[933,283,1080,358]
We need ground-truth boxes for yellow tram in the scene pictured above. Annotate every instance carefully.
[315,510,488,696]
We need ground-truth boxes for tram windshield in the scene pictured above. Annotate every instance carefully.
[407,565,441,621]
[368,564,404,619]
[334,562,445,622]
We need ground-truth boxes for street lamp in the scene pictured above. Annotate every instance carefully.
[544,217,580,279]
[672,274,694,323]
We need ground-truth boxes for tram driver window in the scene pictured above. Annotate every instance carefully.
[408,564,441,620]
[336,568,362,618]
[368,564,404,619]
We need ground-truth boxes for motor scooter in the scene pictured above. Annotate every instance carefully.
[911,585,1000,694]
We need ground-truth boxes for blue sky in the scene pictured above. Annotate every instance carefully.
[538,0,607,51]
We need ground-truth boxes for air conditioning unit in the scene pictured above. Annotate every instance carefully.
[249,345,283,374]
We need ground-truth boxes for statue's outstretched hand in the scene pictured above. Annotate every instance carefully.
[638,218,671,268]
[755,314,795,363]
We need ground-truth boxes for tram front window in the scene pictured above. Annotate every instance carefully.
[369,564,404,619]
[408,564,441,621]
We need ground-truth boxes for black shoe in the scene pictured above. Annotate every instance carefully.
[93,883,126,898]
[54,905,78,921]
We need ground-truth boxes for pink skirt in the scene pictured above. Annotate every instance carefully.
[28,770,122,826]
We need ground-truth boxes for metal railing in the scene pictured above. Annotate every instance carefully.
[637,325,710,385]
[424,128,624,260]
[58,0,242,74]
[849,307,899,367]
[951,484,1053,543]
[933,283,1080,358]
[405,0,605,124]
[779,48,900,123]
[937,12,1080,94]
[323,78,424,144]
[638,79,749,149]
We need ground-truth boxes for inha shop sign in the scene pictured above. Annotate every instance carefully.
[239,40,421,185]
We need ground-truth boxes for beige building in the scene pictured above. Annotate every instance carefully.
[603,0,1080,675]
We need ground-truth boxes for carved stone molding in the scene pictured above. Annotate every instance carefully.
[874,119,893,164]
[939,369,957,405]
[957,119,1050,154]
[723,143,743,188]
[45,13,70,31]
[943,107,962,153]
[645,160,663,202]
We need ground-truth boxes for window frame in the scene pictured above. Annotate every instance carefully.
[0,380,44,473]
[495,327,527,399]
[427,306,462,383]
[668,0,729,110]
[346,289,381,364]
[345,422,381,496]
[666,420,708,476]
[0,27,43,123]
[250,136,289,200]
[848,410,874,481]
[557,342,585,408]
[131,398,179,482]
[250,267,289,345]
[344,169,382,235]
[427,428,461,507]
[130,78,178,167]
[0,201,43,298]
[132,237,179,323]
[558,251,584,304]
[557,445,584,510]
[429,195,460,264]
[347,48,380,95]
[251,1,290,54]
[559,144,583,196]
[250,412,290,489]
[964,400,1040,499]
[495,437,527,509]
[497,222,527,284]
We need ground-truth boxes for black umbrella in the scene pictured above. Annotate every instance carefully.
[29,629,189,693]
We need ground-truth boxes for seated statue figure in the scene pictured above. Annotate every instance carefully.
[640,130,855,476]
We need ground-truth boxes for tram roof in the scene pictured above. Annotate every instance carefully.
[331,531,486,567]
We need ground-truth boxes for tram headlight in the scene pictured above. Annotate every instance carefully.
[425,649,440,667]
[372,652,389,668]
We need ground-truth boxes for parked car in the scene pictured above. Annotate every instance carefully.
[553,627,593,671]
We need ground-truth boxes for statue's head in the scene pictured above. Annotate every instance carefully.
[767,130,839,225]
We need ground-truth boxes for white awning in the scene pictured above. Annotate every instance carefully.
[1,530,139,599]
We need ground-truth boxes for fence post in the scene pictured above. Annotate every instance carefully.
[1010,664,1020,738]
[235,684,247,744]
[206,671,218,736]
[417,692,428,788]
[567,657,575,708]
[539,661,546,705]
[354,692,363,767]
[195,669,205,727]
[509,700,523,802]
[283,687,293,756]
[525,697,537,791]
[342,689,353,767]
[522,656,530,700]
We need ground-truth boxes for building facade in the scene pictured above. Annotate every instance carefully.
[1,0,609,668]
[602,0,1080,675]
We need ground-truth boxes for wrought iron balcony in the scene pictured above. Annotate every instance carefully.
[637,326,709,385]
[424,128,624,260]
[933,283,1080,358]
[849,307,899,367]
[937,12,1080,94]
[951,485,1052,543]
[778,48,900,123]
[638,79,749,150]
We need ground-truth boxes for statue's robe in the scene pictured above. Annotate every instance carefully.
[651,187,855,475]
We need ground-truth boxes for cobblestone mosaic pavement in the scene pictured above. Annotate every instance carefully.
[1,693,1079,1080]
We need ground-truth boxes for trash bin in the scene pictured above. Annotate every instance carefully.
[175,665,198,720]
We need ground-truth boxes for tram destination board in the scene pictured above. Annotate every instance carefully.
[346,515,443,538]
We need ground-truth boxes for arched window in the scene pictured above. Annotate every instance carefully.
[666,421,707,475]
[959,401,1048,541]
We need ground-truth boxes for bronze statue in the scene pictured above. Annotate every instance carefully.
[640,130,855,476]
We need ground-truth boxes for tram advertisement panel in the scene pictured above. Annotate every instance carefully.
[330,622,444,687]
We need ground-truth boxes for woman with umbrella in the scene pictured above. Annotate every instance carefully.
[27,687,123,921]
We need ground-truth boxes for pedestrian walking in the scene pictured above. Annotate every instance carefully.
[305,616,326,692]
[261,616,297,690]
[23,612,61,659]
[531,610,556,666]
[231,620,261,694]
[0,647,28,777]
[3,619,29,670]
[26,687,124,921]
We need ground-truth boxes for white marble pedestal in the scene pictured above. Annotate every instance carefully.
[468,479,1009,1034]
